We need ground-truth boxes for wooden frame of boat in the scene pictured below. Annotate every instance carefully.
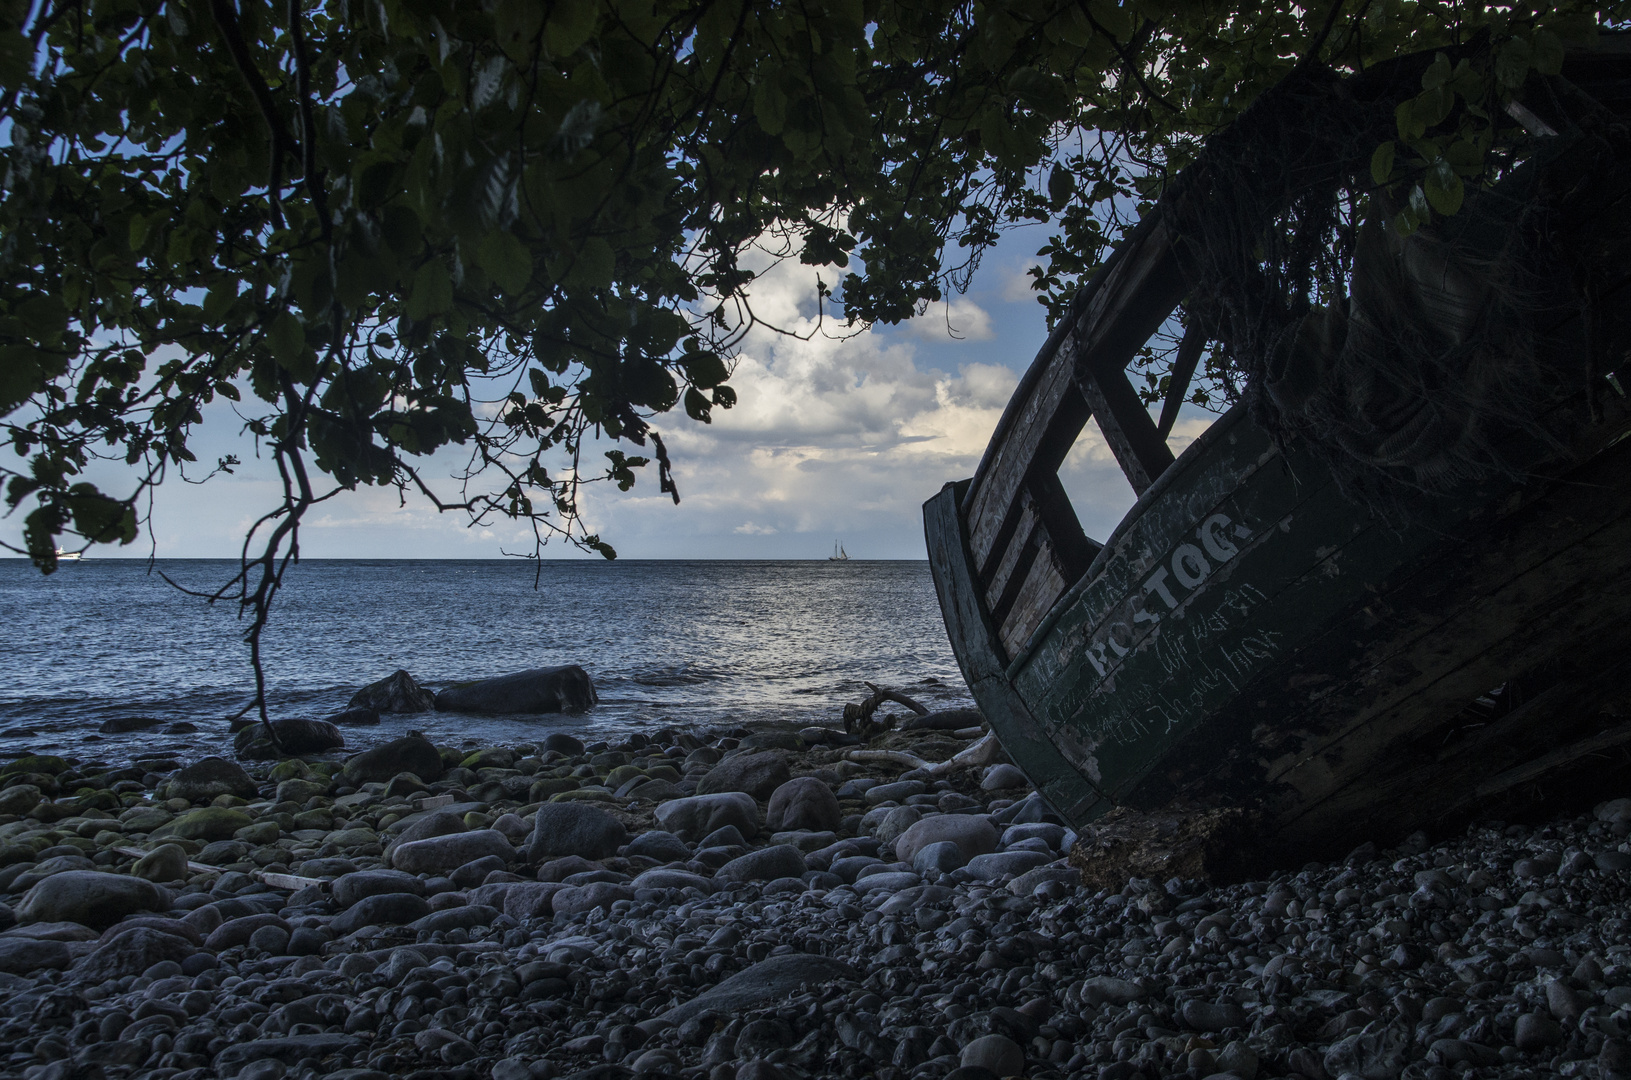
[926,41,1631,864]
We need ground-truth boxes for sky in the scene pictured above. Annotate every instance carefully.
[21,224,1217,561]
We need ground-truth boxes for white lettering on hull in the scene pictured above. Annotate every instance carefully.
[1083,513,1256,678]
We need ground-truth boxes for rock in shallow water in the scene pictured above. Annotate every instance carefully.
[349,668,436,713]
[435,665,597,714]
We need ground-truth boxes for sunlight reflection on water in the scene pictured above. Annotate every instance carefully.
[0,558,970,760]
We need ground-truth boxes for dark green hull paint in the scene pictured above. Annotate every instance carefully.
[927,402,1631,860]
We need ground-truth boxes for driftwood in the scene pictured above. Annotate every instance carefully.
[845,732,1003,775]
[842,682,930,738]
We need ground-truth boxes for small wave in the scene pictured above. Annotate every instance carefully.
[628,663,725,687]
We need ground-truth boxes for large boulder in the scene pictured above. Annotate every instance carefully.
[765,777,841,833]
[16,871,169,929]
[391,830,514,875]
[655,793,760,842]
[349,669,437,713]
[333,869,426,907]
[715,845,807,883]
[165,757,257,802]
[343,734,445,785]
[132,844,190,883]
[626,830,690,862]
[435,666,597,715]
[386,809,468,853]
[330,892,432,934]
[695,751,790,801]
[894,814,1001,865]
[70,925,195,982]
[0,936,70,973]
[529,803,628,862]
[234,718,345,760]
[0,784,42,815]
[162,807,253,842]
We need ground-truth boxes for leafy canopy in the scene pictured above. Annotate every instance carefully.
[0,0,1615,714]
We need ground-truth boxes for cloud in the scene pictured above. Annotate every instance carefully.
[47,229,1211,560]
[1003,267,1045,303]
[902,297,995,343]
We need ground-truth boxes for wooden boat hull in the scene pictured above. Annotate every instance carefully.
[925,40,1631,867]
[928,401,1631,863]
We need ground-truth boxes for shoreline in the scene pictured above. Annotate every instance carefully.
[1,720,1628,1080]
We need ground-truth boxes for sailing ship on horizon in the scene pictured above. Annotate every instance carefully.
[828,541,848,561]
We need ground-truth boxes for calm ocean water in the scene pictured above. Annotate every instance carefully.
[0,559,970,763]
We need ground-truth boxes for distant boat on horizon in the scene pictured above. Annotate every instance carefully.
[828,541,848,561]
[55,549,82,562]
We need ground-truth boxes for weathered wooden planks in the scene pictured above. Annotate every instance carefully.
[958,214,1188,663]
[924,483,1109,822]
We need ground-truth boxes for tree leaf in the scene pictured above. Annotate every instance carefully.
[1496,37,1533,89]
[407,260,454,319]
[65,483,137,545]
[544,0,597,56]
[1533,30,1565,76]
[683,350,729,389]
[1421,52,1452,90]
[495,0,545,60]
[1424,164,1463,215]
[268,312,306,366]
[1395,99,1425,141]
[572,237,614,289]
[1370,140,1396,186]
[754,79,788,136]
[0,345,53,415]
[478,231,533,296]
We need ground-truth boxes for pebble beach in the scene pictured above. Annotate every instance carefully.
[3,715,1631,1080]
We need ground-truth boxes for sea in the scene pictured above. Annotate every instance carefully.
[0,559,972,764]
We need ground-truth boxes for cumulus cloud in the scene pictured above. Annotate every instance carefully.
[71,233,1210,560]
[902,297,996,343]
[1003,266,1045,303]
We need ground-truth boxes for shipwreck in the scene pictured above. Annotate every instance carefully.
[925,36,1631,878]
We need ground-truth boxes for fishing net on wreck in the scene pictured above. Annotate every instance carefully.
[1159,54,1631,511]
